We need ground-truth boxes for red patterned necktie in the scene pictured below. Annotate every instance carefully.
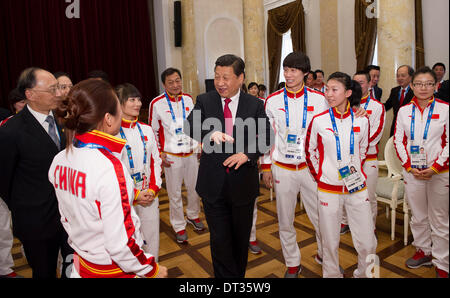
[224,98,233,136]
[399,88,406,107]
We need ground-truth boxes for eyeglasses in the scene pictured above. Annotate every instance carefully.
[412,81,435,88]
[31,84,62,95]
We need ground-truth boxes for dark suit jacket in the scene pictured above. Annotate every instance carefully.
[373,85,382,101]
[0,107,11,122]
[185,91,273,207]
[436,80,449,102]
[0,106,66,240]
[384,86,414,136]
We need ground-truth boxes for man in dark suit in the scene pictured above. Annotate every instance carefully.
[0,67,73,278]
[435,79,449,102]
[366,65,383,100]
[0,107,11,122]
[185,55,273,278]
[384,65,415,136]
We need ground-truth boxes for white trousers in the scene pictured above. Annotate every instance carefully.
[164,154,201,233]
[403,170,449,272]
[134,197,160,262]
[318,189,377,278]
[0,198,14,275]
[342,160,379,227]
[272,165,322,267]
[250,198,258,242]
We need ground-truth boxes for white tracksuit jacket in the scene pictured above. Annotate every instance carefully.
[48,130,159,278]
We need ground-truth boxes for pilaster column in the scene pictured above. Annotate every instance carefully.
[181,0,200,99]
[377,0,415,158]
[243,0,265,85]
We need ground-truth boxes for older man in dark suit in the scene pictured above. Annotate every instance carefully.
[0,67,73,278]
[384,65,415,137]
[185,55,273,278]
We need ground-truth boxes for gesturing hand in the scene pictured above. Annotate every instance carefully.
[211,131,234,144]
[223,153,249,170]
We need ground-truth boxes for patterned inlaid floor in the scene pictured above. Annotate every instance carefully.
[11,183,437,278]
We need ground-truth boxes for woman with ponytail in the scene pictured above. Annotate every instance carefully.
[305,72,376,278]
[48,79,167,278]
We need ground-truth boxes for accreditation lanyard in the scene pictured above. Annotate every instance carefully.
[329,107,355,163]
[283,87,309,129]
[165,92,186,123]
[410,99,435,144]
[119,123,148,170]
[363,94,371,111]
[73,139,112,154]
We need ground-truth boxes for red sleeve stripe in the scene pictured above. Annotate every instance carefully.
[305,118,318,181]
[98,149,158,274]
[148,95,164,125]
[369,105,385,144]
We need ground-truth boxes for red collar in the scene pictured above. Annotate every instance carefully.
[165,92,183,102]
[121,118,138,129]
[285,85,305,99]
[332,102,352,119]
[360,93,370,104]
[412,96,435,113]
[75,130,126,154]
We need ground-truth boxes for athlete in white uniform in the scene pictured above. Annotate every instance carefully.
[149,68,204,243]
[341,71,386,234]
[48,79,167,278]
[394,67,449,278]
[306,72,376,278]
[115,83,162,261]
[262,52,329,278]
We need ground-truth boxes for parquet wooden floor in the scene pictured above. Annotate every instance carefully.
[10,178,438,278]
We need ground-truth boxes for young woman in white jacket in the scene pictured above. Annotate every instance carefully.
[115,83,163,261]
[49,79,167,278]
[305,72,376,278]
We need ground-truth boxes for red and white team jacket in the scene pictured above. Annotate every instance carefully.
[361,94,386,161]
[305,104,370,194]
[394,97,449,173]
[116,118,162,200]
[261,86,328,171]
[149,92,199,155]
[49,130,159,278]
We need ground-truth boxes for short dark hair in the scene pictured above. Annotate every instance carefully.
[161,68,182,84]
[304,72,317,83]
[215,54,245,77]
[115,83,142,105]
[17,67,42,99]
[8,88,25,112]
[365,65,380,72]
[353,70,371,83]
[327,72,362,107]
[397,65,414,77]
[87,70,109,83]
[277,82,286,90]
[315,69,325,76]
[258,84,267,91]
[248,82,258,90]
[412,66,438,83]
[432,62,446,72]
[283,52,311,74]
[54,71,71,80]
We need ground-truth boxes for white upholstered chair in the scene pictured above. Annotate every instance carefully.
[375,137,408,243]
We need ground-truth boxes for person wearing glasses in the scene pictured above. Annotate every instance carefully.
[0,67,74,278]
[54,72,74,97]
[394,67,449,278]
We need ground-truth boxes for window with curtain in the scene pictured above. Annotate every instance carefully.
[279,30,294,84]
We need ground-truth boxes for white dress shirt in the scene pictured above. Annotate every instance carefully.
[27,105,60,141]
[220,89,240,125]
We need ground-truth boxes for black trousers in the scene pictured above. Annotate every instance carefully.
[20,225,73,279]
[202,184,256,278]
